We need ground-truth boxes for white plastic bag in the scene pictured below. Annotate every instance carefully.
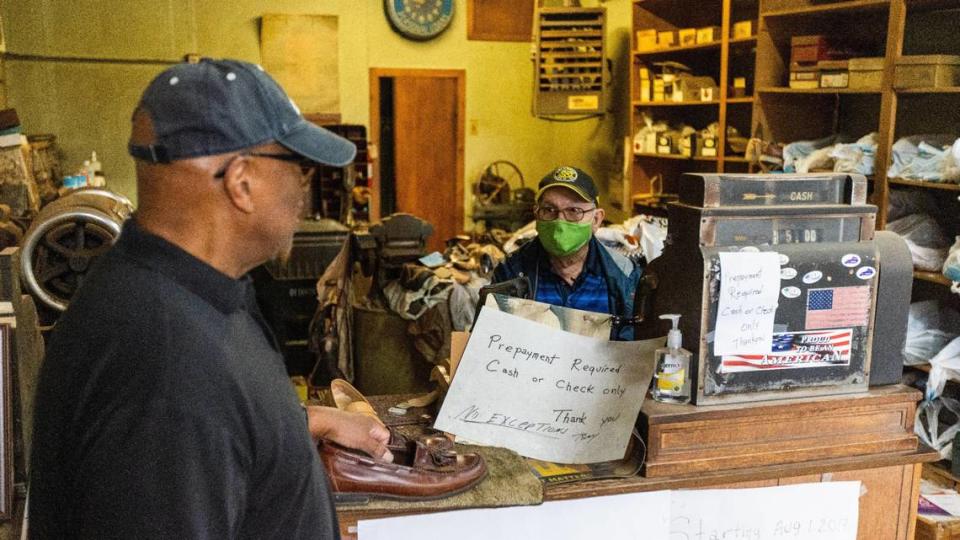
[623,214,668,263]
[944,236,960,282]
[904,300,958,366]
[886,189,937,222]
[916,396,960,460]
[928,335,960,399]
[943,138,960,182]
[886,213,950,271]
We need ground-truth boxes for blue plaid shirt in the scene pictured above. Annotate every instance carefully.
[535,242,610,315]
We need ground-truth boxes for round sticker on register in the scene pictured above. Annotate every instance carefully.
[740,246,760,253]
[856,266,877,280]
[781,267,797,280]
[802,270,823,284]
[842,253,862,267]
[781,286,801,298]
[778,253,790,265]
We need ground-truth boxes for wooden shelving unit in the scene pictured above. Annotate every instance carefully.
[888,178,960,191]
[628,1,960,383]
[632,100,722,107]
[633,41,723,57]
[634,152,720,162]
[627,0,760,209]
[762,0,892,18]
[751,0,960,303]
[895,86,960,94]
[757,87,884,94]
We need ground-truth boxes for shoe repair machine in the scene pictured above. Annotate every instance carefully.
[639,173,913,405]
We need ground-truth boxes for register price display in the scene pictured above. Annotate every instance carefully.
[774,227,823,244]
[435,307,660,464]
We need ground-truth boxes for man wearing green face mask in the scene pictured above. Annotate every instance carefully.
[492,166,642,340]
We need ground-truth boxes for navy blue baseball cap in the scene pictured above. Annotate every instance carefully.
[128,58,356,166]
[537,166,599,204]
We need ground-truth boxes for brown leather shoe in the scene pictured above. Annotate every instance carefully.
[319,435,487,501]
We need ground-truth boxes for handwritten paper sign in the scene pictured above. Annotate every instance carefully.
[434,307,662,464]
[714,251,781,356]
[670,482,860,540]
[357,482,860,540]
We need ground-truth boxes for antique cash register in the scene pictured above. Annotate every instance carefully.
[640,173,913,406]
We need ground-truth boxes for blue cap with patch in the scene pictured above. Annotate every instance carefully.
[128,58,356,166]
[537,166,599,204]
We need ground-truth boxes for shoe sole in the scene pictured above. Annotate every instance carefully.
[332,468,489,504]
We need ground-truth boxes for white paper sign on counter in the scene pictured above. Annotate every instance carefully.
[358,482,860,540]
[434,307,661,464]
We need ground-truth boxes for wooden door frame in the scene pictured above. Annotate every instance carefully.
[368,68,465,226]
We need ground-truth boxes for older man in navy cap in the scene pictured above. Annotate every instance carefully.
[29,59,389,538]
[493,166,642,340]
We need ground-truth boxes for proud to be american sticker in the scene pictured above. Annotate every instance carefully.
[719,329,853,374]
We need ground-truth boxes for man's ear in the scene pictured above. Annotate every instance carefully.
[221,156,256,214]
[592,206,605,231]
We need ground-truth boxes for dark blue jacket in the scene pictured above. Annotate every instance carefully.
[493,236,642,340]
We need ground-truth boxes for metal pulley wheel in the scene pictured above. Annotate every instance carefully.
[21,188,133,311]
[475,160,524,205]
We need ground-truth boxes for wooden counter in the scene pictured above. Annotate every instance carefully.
[337,385,937,539]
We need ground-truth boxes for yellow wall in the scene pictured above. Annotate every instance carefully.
[1,0,631,225]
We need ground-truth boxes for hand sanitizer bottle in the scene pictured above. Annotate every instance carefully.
[652,314,692,404]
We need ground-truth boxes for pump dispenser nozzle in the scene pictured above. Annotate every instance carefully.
[659,314,682,350]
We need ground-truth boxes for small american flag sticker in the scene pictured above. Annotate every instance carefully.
[805,286,870,330]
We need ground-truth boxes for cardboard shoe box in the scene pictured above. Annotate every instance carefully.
[657,30,676,49]
[672,75,718,102]
[791,35,831,64]
[678,28,697,47]
[638,65,651,102]
[698,135,718,157]
[848,57,884,90]
[636,29,657,52]
[895,55,960,89]
[731,77,748,97]
[732,20,754,40]
[789,63,820,89]
[657,132,678,154]
[818,60,849,88]
[696,26,721,44]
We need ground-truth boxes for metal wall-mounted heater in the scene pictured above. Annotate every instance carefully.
[638,173,913,406]
[532,6,606,117]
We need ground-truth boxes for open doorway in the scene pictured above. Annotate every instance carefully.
[370,69,465,253]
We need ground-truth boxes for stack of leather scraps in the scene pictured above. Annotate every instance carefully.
[383,264,454,321]
[382,242,505,323]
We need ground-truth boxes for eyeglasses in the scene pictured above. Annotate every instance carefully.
[535,205,597,222]
[214,152,316,180]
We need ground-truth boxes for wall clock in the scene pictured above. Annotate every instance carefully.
[384,0,455,41]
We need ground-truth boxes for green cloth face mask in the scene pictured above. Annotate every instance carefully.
[537,219,593,257]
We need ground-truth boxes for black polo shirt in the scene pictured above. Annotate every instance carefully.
[29,218,339,539]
